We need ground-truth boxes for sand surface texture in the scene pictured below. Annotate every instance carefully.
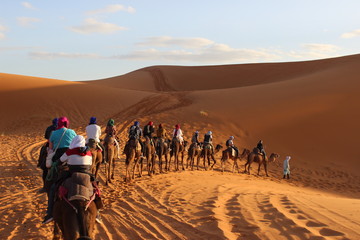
[0,55,359,239]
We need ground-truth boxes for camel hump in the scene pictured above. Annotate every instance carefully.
[63,172,93,201]
[253,147,260,154]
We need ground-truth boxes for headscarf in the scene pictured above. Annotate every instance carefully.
[207,131,212,135]
[89,117,97,124]
[159,124,162,128]
[107,119,115,126]
[175,124,180,129]
[57,116,69,129]
[69,135,86,149]
[66,135,91,156]
[148,121,153,126]
[52,118,58,127]
[134,121,140,126]
[230,136,234,140]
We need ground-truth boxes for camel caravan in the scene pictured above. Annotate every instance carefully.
[37,117,279,239]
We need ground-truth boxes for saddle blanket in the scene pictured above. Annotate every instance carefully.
[63,172,93,201]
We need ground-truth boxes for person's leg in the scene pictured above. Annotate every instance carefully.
[114,139,120,158]
[43,183,55,223]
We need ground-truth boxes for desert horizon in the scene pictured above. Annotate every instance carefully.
[0,53,360,239]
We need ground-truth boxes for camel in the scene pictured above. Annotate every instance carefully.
[87,138,102,179]
[123,139,142,182]
[169,139,188,171]
[244,148,280,176]
[103,135,118,185]
[221,148,251,173]
[53,199,97,240]
[199,144,223,170]
[187,142,202,171]
[156,137,170,173]
[144,136,156,176]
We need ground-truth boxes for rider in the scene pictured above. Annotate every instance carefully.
[43,116,76,224]
[256,140,266,158]
[128,121,143,154]
[226,136,239,157]
[203,131,214,153]
[172,124,184,144]
[85,117,105,160]
[105,119,120,159]
[143,121,155,145]
[38,118,58,192]
[156,124,167,139]
[156,123,167,148]
[191,131,200,147]
[60,135,103,223]
[45,118,58,141]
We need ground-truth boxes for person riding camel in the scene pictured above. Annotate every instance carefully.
[45,118,58,141]
[86,117,105,161]
[156,123,168,148]
[38,118,58,193]
[143,121,155,146]
[203,131,214,153]
[105,119,120,158]
[191,131,200,147]
[172,124,184,144]
[226,136,239,157]
[43,116,76,224]
[128,121,144,154]
[256,140,266,159]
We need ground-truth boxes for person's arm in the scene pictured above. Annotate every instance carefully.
[60,153,69,164]
[48,133,54,150]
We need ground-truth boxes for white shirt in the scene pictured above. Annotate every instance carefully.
[86,124,101,143]
[60,153,92,166]
[172,129,183,142]
[283,156,291,170]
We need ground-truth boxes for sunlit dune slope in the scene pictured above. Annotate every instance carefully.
[89,54,360,92]
[0,73,153,134]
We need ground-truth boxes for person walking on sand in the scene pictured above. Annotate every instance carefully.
[283,156,291,179]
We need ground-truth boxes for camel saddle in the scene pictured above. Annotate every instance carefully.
[63,172,94,201]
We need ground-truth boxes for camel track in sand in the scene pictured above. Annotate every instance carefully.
[1,133,360,239]
[1,89,359,239]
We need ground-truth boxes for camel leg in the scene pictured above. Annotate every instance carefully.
[264,161,269,177]
[111,156,115,179]
[257,161,262,176]
[181,152,185,171]
[210,155,216,170]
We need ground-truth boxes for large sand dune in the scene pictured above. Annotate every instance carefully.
[0,54,359,239]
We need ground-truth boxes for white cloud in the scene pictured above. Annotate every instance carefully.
[21,2,37,10]
[69,18,127,34]
[341,29,360,39]
[112,41,281,63]
[287,43,341,59]
[87,4,136,15]
[0,24,7,40]
[17,17,41,27]
[137,36,215,49]
[29,51,102,60]
[302,43,340,52]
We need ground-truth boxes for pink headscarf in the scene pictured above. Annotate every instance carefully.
[57,116,69,129]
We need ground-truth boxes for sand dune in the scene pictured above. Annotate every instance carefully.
[0,54,359,239]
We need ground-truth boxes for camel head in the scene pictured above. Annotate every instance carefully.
[269,153,280,162]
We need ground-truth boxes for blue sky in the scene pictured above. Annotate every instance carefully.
[1,0,360,81]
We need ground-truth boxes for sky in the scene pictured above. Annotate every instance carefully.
[1,0,360,81]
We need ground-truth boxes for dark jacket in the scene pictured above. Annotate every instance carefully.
[129,125,142,139]
[44,125,57,140]
[143,125,154,138]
